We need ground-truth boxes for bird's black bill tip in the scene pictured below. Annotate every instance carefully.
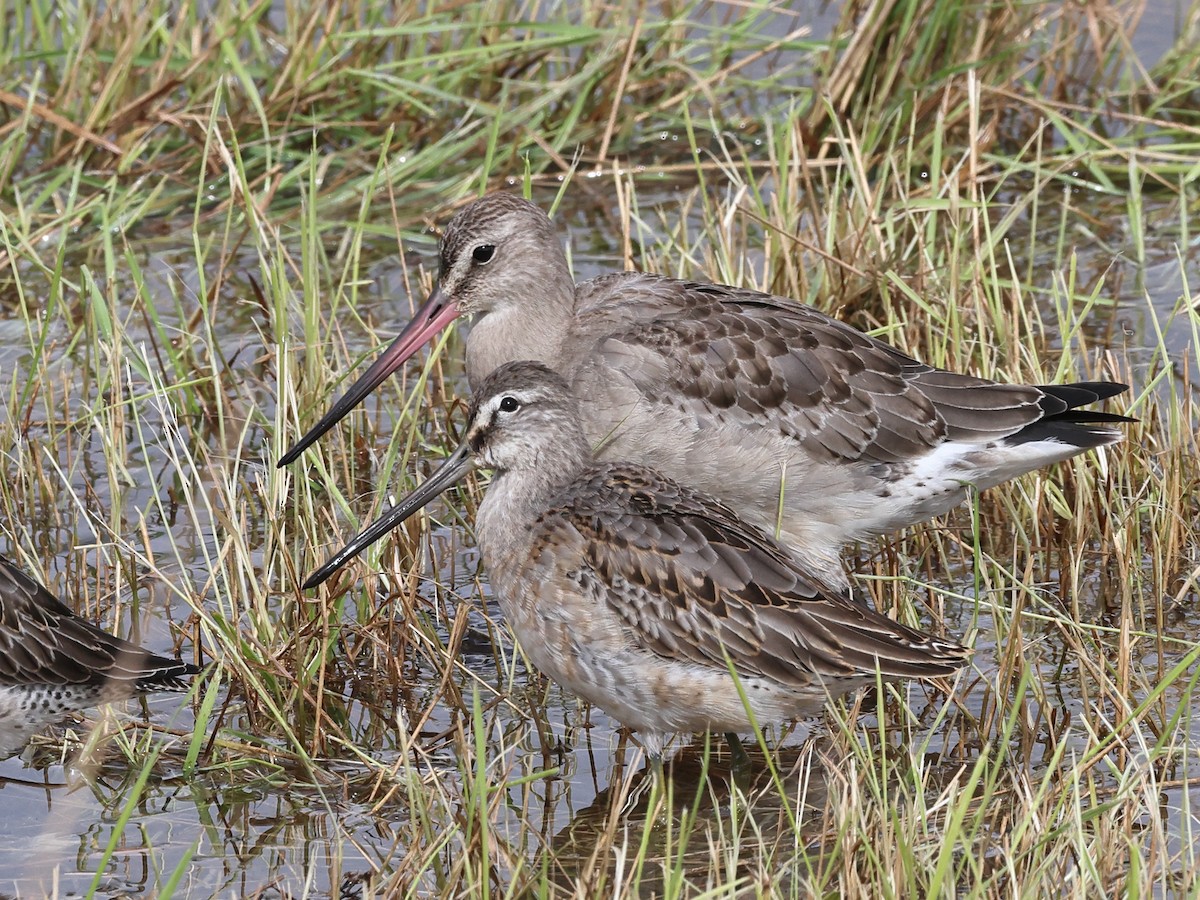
[301,546,365,591]
[297,441,476,593]
[301,567,335,591]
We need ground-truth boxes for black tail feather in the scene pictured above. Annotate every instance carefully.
[1006,381,1133,448]
[1037,381,1130,417]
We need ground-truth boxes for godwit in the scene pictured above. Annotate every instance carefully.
[0,556,200,760]
[280,193,1129,587]
[302,362,968,758]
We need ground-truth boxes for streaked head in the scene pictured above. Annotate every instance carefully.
[436,193,568,318]
[464,361,587,473]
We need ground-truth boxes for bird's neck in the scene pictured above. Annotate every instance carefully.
[465,279,576,389]
[474,433,591,570]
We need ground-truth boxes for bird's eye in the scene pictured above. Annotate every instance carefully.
[472,244,495,264]
[498,396,520,413]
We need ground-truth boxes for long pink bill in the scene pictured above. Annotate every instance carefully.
[277,286,460,467]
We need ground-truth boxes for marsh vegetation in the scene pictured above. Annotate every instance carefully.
[1,0,1198,896]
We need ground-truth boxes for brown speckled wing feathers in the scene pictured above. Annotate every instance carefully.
[573,274,1107,465]
[537,464,967,686]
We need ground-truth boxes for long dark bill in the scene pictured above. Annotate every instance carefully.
[302,441,475,590]
[278,286,461,467]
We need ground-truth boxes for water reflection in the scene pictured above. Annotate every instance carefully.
[528,735,829,897]
[0,750,197,897]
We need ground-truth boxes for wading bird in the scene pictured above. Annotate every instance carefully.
[280,194,1129,589]
[0,556,200,760]
[303,362,968,758]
